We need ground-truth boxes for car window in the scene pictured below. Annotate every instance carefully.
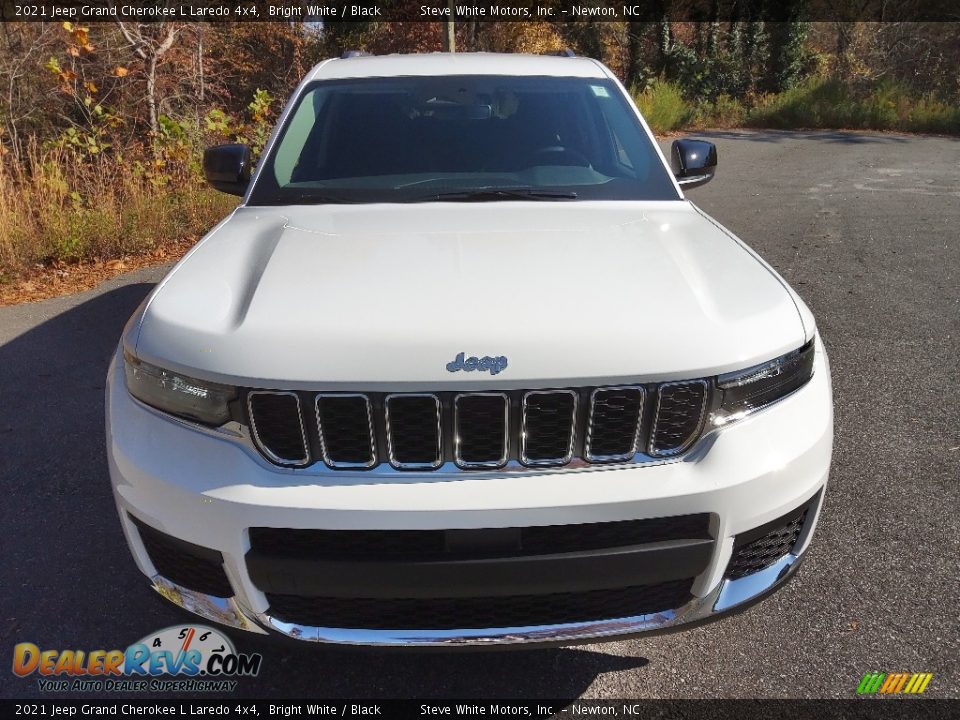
[248,75,680,204]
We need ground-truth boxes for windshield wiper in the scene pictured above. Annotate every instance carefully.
[423,189,579,202]
[280,192,362,205]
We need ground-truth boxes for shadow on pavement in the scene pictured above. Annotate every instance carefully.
[0,284,650,699]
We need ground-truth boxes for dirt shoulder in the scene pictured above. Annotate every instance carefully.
[0,238,195,307]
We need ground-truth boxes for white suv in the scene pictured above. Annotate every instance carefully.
[107,52,833,646]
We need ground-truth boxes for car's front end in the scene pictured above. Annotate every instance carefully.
[106,52,833,647]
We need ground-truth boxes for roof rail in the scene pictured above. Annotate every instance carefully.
[545,49,576,58]
[341,50,372,59]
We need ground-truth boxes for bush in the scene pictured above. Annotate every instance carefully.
[628,74,959,137]
[694,94,747,129]
[905,95,960,135]
[633,80,695,134]
[0,89,276,279]
[742,76,960,134]
[0,142,235,277]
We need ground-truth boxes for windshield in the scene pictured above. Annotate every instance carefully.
[247,74,681,205]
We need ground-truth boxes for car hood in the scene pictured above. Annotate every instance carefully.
[133,202,809,389]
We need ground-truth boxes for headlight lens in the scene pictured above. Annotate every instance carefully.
[123,351,236,425]
[712,340,815,426]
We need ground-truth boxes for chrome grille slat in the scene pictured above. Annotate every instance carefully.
[453,392,509,469]
[315,394,377,468]
[385,394,442,470]
[520,390,578,466]
[586,386,645,462]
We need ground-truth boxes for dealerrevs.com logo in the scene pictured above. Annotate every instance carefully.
[12,625,262,693]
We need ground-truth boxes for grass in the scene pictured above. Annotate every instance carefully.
[635,76,960,136]
[0,143,235,282]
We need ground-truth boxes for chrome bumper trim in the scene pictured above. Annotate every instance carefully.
[149,552,803,647]
[150,575,266,634]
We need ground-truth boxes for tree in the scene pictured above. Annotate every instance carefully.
[115,21,179,134]
[764,1,809,92]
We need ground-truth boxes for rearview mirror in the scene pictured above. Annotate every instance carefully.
[670,139,717,190]
[203,144,251,196]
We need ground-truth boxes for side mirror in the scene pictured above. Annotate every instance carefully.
[203,144,251,196]
[670,139,717,190]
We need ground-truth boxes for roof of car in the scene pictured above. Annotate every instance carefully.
[308,52,610,81]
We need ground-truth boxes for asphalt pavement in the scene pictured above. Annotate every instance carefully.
[1,130,957,700]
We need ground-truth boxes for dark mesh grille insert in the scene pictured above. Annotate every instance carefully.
[316,395,374,465]
[522,391,576,464]
[248,392,307,464]
[266,579,693,629]
[651,382,707,454]
[132,517,233,598]
[386,395,441,467]
[727,509,808,580]
[248,514,710,562]
[455,394,508,467]
[586,388,645,460]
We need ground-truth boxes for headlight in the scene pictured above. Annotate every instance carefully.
[123,351,236,425]
[712,340,815,426]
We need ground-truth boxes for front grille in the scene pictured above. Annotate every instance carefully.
[245,381,710,470]
[521,390,577,465]
[385,394,442,469]
[727,506,810,580]
[316,394,375,468]
[248,392,309,465]
[265,579,693,629]
[650,381,708,455]
[454,393,509,468]
[585,387,645,461]
[131,516,233,598]
[248,513,711,562]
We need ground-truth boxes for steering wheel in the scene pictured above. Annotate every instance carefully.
[529,145,591,167]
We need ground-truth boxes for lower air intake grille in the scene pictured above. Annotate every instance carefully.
[727,505,810,580]
[266,580,693,630]
[131,516,233,598]
[248,513,711,562]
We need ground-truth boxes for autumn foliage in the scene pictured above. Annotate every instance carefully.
[1,19,958,285]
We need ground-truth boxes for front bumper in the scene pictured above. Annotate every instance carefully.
[107,339,832,647]
[149,549,807,647]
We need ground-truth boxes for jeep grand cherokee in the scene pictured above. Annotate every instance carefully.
[107,52,833,646]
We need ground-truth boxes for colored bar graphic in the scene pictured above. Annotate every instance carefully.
[857,672,885,694]
[857,672,932,695]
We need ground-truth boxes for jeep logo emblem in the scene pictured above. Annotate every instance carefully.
[446,352,508,376]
